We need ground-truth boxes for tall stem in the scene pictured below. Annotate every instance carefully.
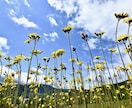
[22,40,37,106]
[99,38,113,83]
[115,20,128,78]
[67,33,76,90]
[86,41,99,86]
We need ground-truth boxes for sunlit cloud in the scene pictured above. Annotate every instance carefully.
[0,37,10,51]
[10,16,38,28]
[48,0,132,41]
[82,38,98,51]
[43,31,59,43]
[4,0,10,4]
[48,16,58,26]
[24,0,30,8]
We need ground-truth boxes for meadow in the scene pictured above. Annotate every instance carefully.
[0,12,132,108]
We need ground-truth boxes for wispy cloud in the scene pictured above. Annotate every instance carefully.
[43,32,59,43]
[4,0,10,4]
[10,16,38,28]
[82,38,98,51]
[24,0,30,8]
[48,16,58,26]
[0,37,10,51]
[47,0,78,17]
[48,0,132,41]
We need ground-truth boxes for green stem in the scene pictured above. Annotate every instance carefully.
[67,33,76,90]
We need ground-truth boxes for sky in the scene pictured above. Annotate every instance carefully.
[0,0,132,87]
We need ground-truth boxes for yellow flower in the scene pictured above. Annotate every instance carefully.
[28,33,40,40]
[116,90,120,94]
[75,69,81,74]
[69,58,76,62]
[31,49,42,55]
[95,31,106,37]
[4,56,12,61]
[80,32,88,41]
[24,39,31,43]
[51,51,56,58]
[125,47,131,53]
[116,66,123,71]
[42,56,47,61]
[116,34,129,42]
[106,84,111,89]
[128,75,132,80]
[43,76,48,80]
[85,65,89,70]
[34,88,38,93]
[127,64,132,68]
[24,56,31,61]
[88,77,91,81]
[76,61,83,65]
[95,63,105,70]
[114,73,118,77]
[75,78,81,83]
[124,17,132,25]
[62,25,73,33]
[94,56,100,59]
[16,54,25,60]
[55,49,65,57]
[0,52,2,58]
[115,12,129,19]
[109,48,116,53]
[119,85,125,89]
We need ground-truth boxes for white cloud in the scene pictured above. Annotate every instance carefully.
[8,9,38,29]
[0,37,10,51]
[47,0,78,17]
[49,17,58,26]
[82,38,98,51]
[43,32,59,42]
[8,9,16,16]
[4,0,10,4]
[48,0,132,41]
[10,16,38,28]
[24,0,30,8]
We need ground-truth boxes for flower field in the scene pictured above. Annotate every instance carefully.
[0,12,132,108]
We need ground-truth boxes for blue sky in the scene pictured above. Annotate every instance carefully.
[0,0,132,86]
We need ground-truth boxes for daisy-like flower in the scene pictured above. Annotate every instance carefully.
[85,65,89,70]
[62,25,73,33]
[115,12,129,20]
[51,51,56,59]
[4,56,12,61]
[124,17,132,25]
[80,32,88,41]
[95,31,106,38]
[116,34,129,42]
[72,47,76,51]
[76,61,83,65]
[28,33,40,40]
[69,58,76,62]
[95,63,105,70]
[125,44,132,53]
[109,48,117,53]
[94,56,100,59]
[55,49,65,57]
[128,75,132,80]
[126,63,132,69]
[0,52,2,58]
[31,49,42,55]
[42,56,47,61]
[24,39,31,44]
[24,56,31,61]
[88,77,91,82]
[119,85,125,89]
